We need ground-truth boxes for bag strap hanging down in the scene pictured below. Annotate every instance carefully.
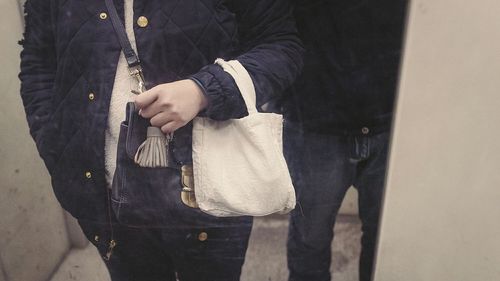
[104,0,146,93]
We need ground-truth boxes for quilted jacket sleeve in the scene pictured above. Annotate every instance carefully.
[190,0,304,120]
[18,0,57,146]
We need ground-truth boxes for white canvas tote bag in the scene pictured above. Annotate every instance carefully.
[192,59,296,217]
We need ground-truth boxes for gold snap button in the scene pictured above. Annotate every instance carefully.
[94,235,99,242]
[198,232,208,242]
[85,171,92,179]
[88,93,95,101]
[137,16,148,28]
[361,127,370,135]
[99,12,108,20]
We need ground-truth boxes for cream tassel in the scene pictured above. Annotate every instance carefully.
[134,126,168,167]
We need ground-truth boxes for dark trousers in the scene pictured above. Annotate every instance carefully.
[285,122,389,281]
[78,219,253,281]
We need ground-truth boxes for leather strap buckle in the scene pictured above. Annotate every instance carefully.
[129,65,146,94]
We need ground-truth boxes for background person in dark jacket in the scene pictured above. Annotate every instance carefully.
[284,0,407,280]
[19,0,303,280]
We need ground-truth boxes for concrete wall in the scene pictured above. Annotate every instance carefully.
[374,0,500,280]
[0,1,73,281]
[0,1,70,281]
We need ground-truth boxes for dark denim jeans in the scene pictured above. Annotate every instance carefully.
[78,219,252,281]
[285,122,389,281]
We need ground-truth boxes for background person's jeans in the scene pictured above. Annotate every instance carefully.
[78,219,252,281]
[285,122,389,281]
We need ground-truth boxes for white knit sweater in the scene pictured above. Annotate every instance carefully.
[105,0,136,186]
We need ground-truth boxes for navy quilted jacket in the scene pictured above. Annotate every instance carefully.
[284,0,406,135]
[19,0,303,221]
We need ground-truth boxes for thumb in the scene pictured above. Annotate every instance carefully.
[134,87,159,109]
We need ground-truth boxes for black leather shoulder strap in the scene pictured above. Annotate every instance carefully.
[104,0,140,68]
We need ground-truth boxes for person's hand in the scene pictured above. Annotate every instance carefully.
[134,79,208,134]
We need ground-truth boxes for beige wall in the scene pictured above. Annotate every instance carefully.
[374,0,500,280]
[0,1,72,281]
